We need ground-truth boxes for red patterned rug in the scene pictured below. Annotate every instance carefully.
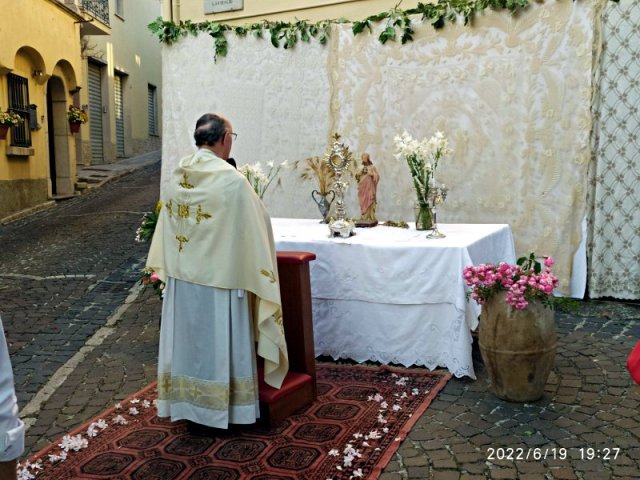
[23,364,450,480]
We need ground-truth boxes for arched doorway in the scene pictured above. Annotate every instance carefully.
[45,76,73,197]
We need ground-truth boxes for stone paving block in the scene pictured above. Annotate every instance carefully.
[432,471,461,480]
[407,466,430,478]
[404,456,428,467]
[488,467,518,479]
[548,467,578,479]
[379,473,404,480]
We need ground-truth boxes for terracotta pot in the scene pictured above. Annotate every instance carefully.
[69,121,81,133]
[0,124,8,140]
[479,291,556,402]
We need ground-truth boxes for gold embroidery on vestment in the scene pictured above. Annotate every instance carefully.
[260,269,276,283]
[178,204,190,218]
[196,205,212,224]
[158,374,259,410]
[176,235,189,252]
[273,309,284,327]
[166,200,173,217]
[179,173,194,189]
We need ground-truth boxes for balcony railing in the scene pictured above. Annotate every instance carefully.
[81,0,110,26]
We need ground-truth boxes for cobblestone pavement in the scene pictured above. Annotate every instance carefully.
[1,156,639,479]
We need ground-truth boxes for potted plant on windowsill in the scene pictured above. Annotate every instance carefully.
[67,105,88,133]
[0,109,23,140]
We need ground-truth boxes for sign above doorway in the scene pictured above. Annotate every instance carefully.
[204,0,243,14]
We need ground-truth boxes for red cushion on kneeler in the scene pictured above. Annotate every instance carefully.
[258,368,313,403]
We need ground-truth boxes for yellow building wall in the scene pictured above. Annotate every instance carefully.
[0,0,83,219]
[165,0,422,23]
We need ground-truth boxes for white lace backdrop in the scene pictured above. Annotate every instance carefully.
[161,1,604,295]
[588,0,640,299]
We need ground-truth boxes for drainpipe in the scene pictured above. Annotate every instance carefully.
[163,0,173,21]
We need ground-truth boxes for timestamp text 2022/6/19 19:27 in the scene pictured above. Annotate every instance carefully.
[486,447,621,461]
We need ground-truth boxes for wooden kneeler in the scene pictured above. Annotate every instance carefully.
[258,251,317,426]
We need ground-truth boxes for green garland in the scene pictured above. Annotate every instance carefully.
[148,0,610,60]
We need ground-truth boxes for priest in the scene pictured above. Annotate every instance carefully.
[146,113,288,429]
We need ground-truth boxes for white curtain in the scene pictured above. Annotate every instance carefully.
[161,1,604,294]
[588,0,640,299]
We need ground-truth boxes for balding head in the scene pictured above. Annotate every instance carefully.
[194,113,229,147]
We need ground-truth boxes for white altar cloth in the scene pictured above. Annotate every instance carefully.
[272,219,516,379]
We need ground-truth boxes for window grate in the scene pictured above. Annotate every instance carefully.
[7,73,31,148]
[148,85,157,136]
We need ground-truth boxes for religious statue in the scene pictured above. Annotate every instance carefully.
[355,152,380,227]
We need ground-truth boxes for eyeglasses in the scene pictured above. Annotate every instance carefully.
[228,132,238,140]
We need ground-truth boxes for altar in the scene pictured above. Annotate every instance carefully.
[272,219,516,379]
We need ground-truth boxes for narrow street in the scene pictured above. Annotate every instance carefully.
[0,160,162,455]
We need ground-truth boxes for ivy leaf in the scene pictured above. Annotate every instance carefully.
[214,36,228,61]
[378,26,396,44]
[401,29,414,45]
[284,28,297,49]
[270,28,281,48]
[432,15,445,30]
[352,21,366,35]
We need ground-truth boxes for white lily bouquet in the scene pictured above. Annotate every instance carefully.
[239,160,289,199]
[394,130,451,230]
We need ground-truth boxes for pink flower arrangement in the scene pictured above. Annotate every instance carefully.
[140,267,165,299]
[463,253,559,310]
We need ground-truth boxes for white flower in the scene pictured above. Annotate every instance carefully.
[411,388,420,396]
[239,160,287,199]
[380,401,388,409]
[383,427,389,433]
[352,432,363,439]
[115,402,122,409]
[362,441,370,447]
[95,419,108,429]
[343,454,354,467]
[395,377,408,386]
[112,414,129,425]
[129,407,139,415]
[328,448,340,457]
[368,393,384,402]
[394,130,452,204]
[142,400,151,408]
[353,468,364,478]
[17,467,35,480]
[368,430,382,439]
[87,425,99,437]
[59,434,88,452]
[130,398,140,404]
[392,404,402,412]
[48,451,68,463]
[377,414,387,424]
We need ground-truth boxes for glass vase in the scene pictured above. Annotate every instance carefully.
[414,202,433,231]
